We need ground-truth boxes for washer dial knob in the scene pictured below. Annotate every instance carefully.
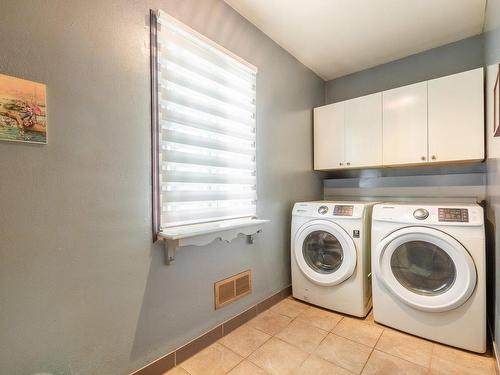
[413,208,429,220]
[318,205,329,215]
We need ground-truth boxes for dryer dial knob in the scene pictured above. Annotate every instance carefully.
[413,208,429,220]
[318,205,329,215]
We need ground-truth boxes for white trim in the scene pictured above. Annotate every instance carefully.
[157,10,258,73]
[159,217,268,240]
[158,218,269,265]
[294,220,356,286]
[374,226,476,312]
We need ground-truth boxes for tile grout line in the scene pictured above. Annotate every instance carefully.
[309,321,375,375]
[180,341,244,375]
[429,342,436,371]
[294,310,383,374]
[364,324,434,371]
[178,362,194,375]
[374,335,432,370]
[297,352,314,373]
[358,326,385,374]
[226,300,298,372]
[328,328,379,350]
[247,312,293,336]
[218,325,272,360]
[276,319,334,357]
[289,303,435,373]
[244,300,327,373]
[161,288,292,375]
[222,350,244,375]
[254,300,494,374]
[168,298,497,375]
[274,304,335,357]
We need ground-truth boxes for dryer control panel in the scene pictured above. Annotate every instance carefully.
[372,203,483,226]
[438,208,469,222]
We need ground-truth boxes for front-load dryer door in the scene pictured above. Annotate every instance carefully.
[295,220,357,286]
[374,226,476,312]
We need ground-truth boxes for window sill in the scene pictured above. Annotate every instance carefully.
[158,218,270,265]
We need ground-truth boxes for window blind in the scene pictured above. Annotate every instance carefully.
[156,11,258,229]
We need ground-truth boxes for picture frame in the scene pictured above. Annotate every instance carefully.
[0,73,47,144]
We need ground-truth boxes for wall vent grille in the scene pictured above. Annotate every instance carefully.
[214,270,252,309]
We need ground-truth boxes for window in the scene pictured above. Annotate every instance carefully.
[151,11,258,238]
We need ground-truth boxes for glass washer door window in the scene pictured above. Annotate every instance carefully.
[302,230,344,274]
[374,227,476,312]
[294,220,356,286]
[391,240,456,296]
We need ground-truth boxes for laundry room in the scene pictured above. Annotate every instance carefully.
[0,1,499,375]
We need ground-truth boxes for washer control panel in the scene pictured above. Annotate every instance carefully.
[292,202,367,218]
[334,205,354,216]
[438,208,469,222]
[317,205,329,215]
[413,208,429,220]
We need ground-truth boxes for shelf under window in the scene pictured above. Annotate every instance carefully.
[158,217,269,264]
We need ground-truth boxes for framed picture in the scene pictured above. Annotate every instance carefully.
[494,64,500,137]
[0,73,47,144]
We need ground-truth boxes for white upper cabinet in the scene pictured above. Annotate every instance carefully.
[382,82,428,166]
[313,68,484,170]
[314,102,345,170]
[428,68,484,163]
[345,92,382,168]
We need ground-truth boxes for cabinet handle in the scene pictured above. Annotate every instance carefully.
[339,162,343,166]
[421,156,426,161]
[431,155,437,160]
[347,162,351,166]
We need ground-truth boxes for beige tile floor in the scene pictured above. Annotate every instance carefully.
[166,297,497,375]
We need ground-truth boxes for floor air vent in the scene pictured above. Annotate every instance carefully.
[214,270,252,309]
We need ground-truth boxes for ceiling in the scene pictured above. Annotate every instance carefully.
[224,0,487,81]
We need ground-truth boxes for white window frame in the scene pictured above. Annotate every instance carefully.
[150,10,267,258]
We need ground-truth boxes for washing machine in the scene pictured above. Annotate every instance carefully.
[371,202,486,352]
[291,201,377,317]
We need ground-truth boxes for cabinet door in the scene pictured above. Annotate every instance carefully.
[314,102,345,170]
[345,92,382,168]
[383,82,428,166]
[428,68,484,163]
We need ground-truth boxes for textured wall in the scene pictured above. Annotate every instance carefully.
[325,35,484,104]
[484,0,500,364]
[0,1,324,374]
[484,0,500,65]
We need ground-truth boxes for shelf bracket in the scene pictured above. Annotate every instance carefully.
[158,219,269,265]
[247,230,261,244]
[163,239,179,265]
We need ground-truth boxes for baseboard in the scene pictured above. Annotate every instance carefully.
[130,285,292,375]
[488,321,500,375]
[493,339,500,375]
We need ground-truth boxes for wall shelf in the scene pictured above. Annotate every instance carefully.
[158,218,270,265]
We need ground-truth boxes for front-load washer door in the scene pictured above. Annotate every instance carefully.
[374,226,476,312]
[295,220,357,286]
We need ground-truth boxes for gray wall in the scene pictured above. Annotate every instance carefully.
[485,0,500,365]
[324,170,486,203]
[0,1,324,374]
[484,0,500,66]
[325,35,484,104]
